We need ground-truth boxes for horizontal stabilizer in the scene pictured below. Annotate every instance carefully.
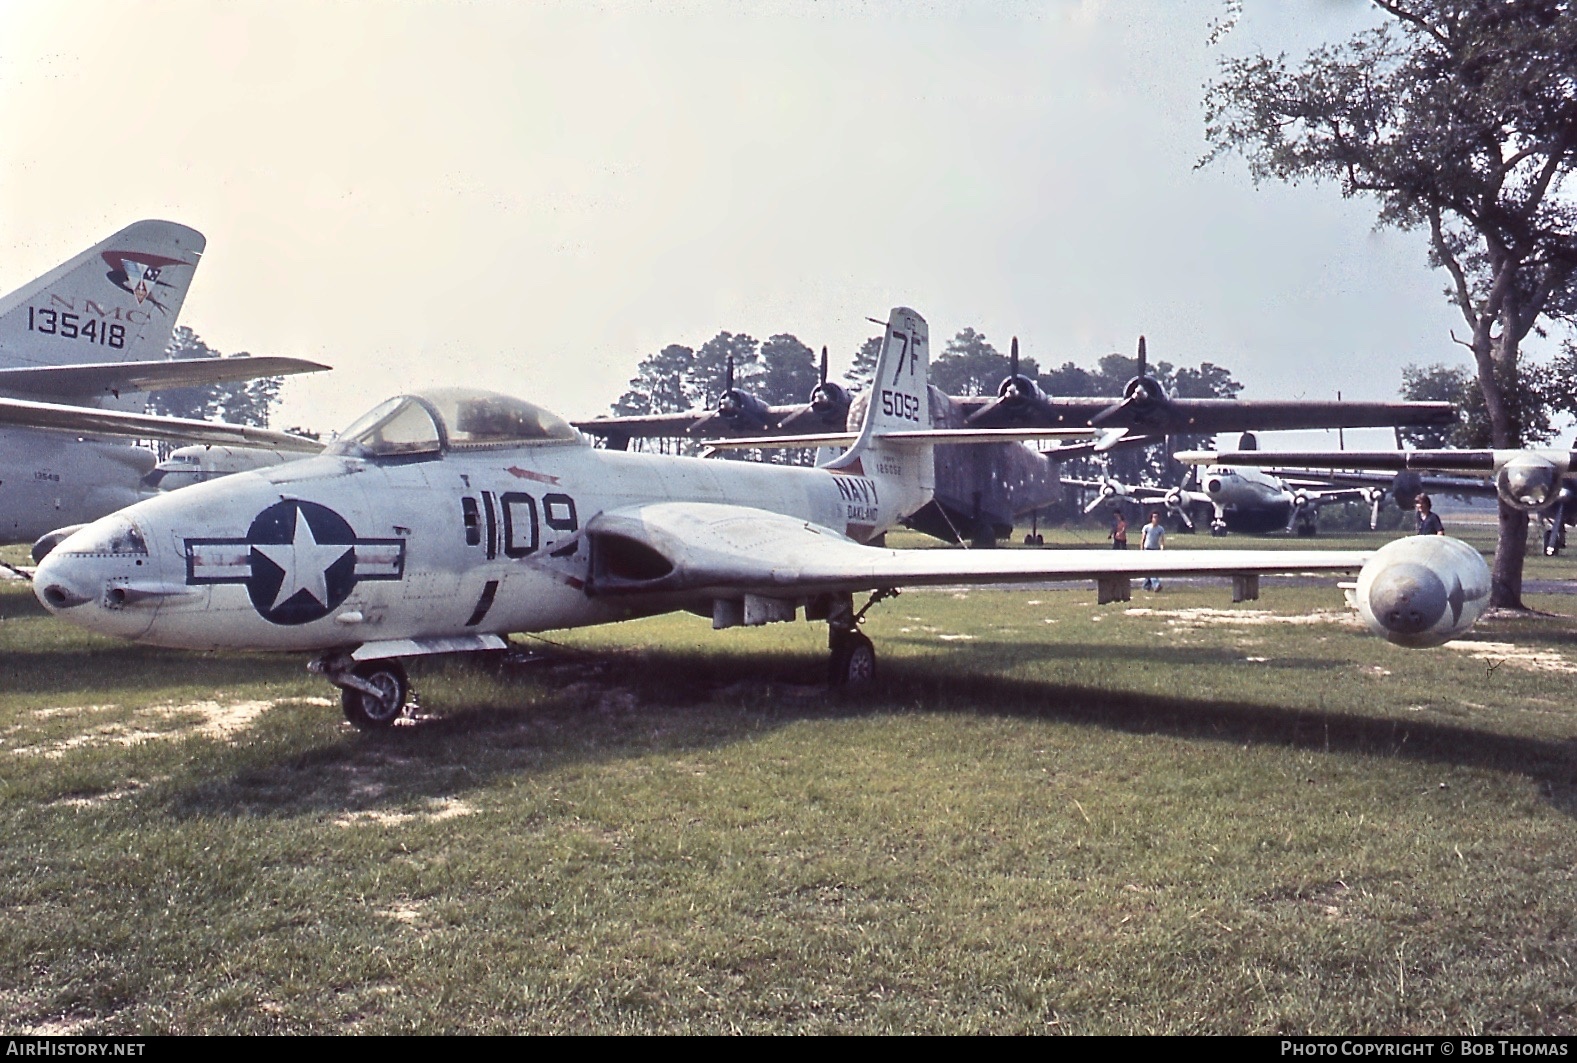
[0,355,330,398]
[0,396,325,453]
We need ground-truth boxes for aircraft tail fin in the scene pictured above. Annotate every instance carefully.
[829,306,935,523]
[0,220,206,374]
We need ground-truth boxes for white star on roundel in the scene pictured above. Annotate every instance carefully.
[253,507,353,612]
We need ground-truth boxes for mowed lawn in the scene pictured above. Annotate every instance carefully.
[0,527,1573,1034]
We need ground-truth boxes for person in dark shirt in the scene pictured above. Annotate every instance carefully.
[1415,494,1444,535]
[1110,512,1128,550]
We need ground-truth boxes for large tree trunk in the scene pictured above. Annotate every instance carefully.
[1479,299,1531,609]
[1490,504,1529,609]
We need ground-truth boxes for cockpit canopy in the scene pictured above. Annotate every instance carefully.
[326,387,582,459]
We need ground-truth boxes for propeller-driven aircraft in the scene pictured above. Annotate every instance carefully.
[34,307,1492,730]
[1175,444,1577,555]
[0,220,327,548]
[574,335,1454,546]
[1072,435,1373,536]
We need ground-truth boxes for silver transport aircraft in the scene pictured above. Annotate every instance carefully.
[1175,444,1577,555]
[34,308,1492,729]
[1073,443,1373,536]
[0,220,326,548]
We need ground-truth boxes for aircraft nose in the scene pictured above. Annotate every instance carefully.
[32,515,166,638]
[1365,561,1447,637]
[35,559,96,611]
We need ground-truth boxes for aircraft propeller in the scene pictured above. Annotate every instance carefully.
[1089,335,1169,429]
[1082,478,1124,515]
[1368,486,1387,531]
[808,345,851,425]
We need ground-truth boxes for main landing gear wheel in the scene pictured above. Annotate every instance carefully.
[829,630,876,686]
[341,660,410,730]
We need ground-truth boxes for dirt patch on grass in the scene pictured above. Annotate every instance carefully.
[1445,640,1577,674]
[332,796,478,828]
[1122,606,1362,629]
[9,696,333,758]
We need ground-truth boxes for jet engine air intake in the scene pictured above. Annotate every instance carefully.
[589,533,674,585]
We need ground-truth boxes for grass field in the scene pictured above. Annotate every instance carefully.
[1,526,1574,1034]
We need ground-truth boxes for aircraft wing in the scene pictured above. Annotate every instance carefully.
[966,397,1455,434]
[0,396,325,453]
[586,502,1368,598]
[0,355,330,399]
[1271,468,1496,498]
[1175,448,1527,472]
[573,403,822,441]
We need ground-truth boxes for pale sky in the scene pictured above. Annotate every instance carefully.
[0,0,1521,447]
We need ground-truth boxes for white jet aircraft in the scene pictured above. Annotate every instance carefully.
[0,220,326,547]
[34,308,1492,729]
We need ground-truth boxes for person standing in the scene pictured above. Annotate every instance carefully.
[1415,494,1444,535]
[1110,512,1128,550]
[1140,511,1165,590]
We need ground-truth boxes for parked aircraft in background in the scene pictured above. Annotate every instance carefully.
[1175,445,1577,555]
[142,444,298,491]
[34,307,1490,731]
[1072,435,1373,536]
[575,336,1455,546]
[0,220,326,547]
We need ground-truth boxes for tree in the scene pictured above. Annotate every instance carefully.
[1399,363,1484,448]
[613,344,693,417]
[689,331,759,408]
[757,333,819,405]
[1203,0,1577,607]
[930,328,1038,396]
[148,325,283,428]
[844,336,882,389]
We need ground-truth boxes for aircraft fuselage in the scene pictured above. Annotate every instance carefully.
[35,439,907,652]
[1201,465,1305,533]
[0,428,155,543]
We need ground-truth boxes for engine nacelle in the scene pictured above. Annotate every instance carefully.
[1354,536,1490,648]
[717,388,775,429]
[995,373,1049,409]
[1121,372,1166,407]
[808,380,851,424]
[1494,453,1561,512]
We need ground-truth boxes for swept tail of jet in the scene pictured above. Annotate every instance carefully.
[0,220,205,374]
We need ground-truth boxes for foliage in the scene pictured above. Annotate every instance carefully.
[613,344,694,417]
[1202,0,1577,607]
[1399,363,1487,448]
[146,326,282,428]
[930,328,1039,397]
[690,331,760,409]
[844,336,883,390]
[756,334,820,406]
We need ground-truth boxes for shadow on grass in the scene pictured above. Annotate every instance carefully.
[158,642,1577,823]
[0,645,306,696]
